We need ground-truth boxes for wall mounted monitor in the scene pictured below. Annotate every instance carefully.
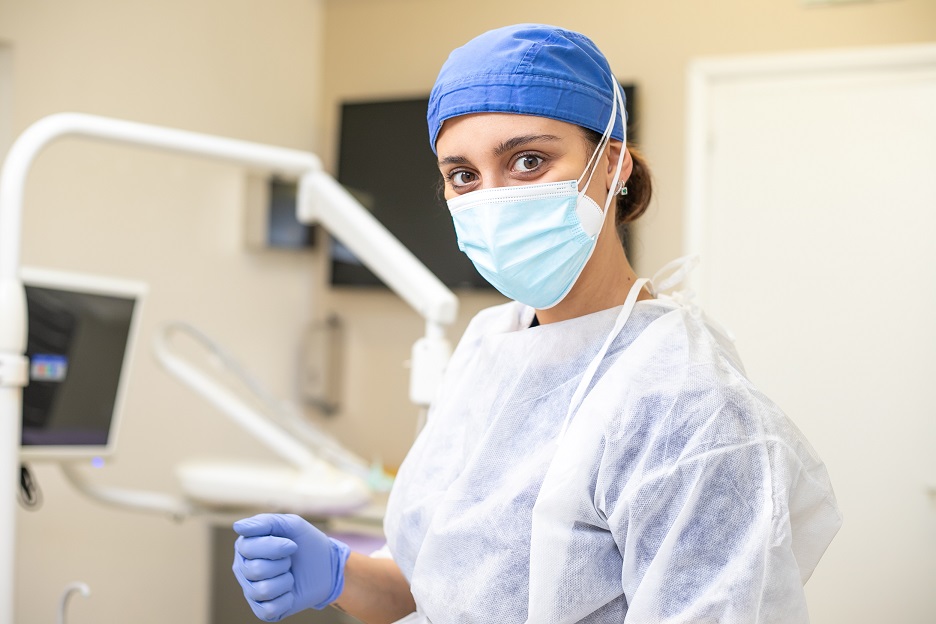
[19,267,147,461]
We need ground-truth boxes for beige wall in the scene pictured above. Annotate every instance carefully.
[1,1,325,622]
[317,0,936,475]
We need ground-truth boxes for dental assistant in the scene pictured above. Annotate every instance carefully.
[232,24,842,624]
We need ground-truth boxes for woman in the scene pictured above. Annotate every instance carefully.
[232,24,841,623]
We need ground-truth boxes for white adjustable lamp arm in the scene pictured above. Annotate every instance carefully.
[0,112,458,624]
[296,170,456,403]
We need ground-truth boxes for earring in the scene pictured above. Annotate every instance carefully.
[616,181,628,196]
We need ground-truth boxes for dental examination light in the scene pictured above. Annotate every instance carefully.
[0,112,459,624]
[153,321,376,513]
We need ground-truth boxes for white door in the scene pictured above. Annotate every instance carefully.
[686,46,936,623]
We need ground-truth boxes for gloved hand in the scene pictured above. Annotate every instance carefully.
[232,513,351,622]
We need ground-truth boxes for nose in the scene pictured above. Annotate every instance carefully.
[477,169,510,190]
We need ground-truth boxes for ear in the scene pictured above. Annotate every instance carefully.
[604,140,633,191]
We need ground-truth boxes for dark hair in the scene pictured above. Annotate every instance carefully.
[581,128,653,227]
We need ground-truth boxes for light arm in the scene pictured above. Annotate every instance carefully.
[297,171,456,405]
[297,171,457,328]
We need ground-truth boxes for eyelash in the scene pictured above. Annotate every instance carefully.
[444,170,476,186]
[511,152,545,173]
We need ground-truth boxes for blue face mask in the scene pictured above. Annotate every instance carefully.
[446,84,626,310]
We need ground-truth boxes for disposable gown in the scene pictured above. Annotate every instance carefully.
[383,297,841,624]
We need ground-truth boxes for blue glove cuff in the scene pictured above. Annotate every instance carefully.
[312,538,352,610]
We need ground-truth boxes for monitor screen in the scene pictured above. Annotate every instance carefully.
[19,268,146,460]
[330,87,637,288]
[331,96,487,289]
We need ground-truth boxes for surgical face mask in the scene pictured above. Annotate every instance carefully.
[446,84,627,310]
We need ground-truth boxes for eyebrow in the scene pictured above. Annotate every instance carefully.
[437,155,471,167]
[437,134,562,167]
[493,134,561,157]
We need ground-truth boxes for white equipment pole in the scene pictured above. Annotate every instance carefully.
[0,112,458,624]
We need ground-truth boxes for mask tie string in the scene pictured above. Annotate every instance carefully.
[649,255,737,343]
[601,82,628,215]
[577,81,628,220]
[650,254,701,295]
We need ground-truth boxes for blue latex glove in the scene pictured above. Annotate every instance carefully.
[232,513,351,622]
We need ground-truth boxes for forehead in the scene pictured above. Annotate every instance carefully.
[435,113,582,157]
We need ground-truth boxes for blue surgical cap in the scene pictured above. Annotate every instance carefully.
[427,24,626,154]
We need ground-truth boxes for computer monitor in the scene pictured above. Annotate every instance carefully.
[19,267,147,461]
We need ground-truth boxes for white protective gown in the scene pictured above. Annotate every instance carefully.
[384,293,841,623]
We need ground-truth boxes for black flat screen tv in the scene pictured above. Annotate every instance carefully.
[331,86,636,288]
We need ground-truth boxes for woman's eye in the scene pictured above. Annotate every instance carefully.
[449,170,477,187]
[512,154,543,173]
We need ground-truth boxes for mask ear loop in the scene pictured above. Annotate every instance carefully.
[577,81,627,219]
[576,81,619,196]
[602,81,628,215]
